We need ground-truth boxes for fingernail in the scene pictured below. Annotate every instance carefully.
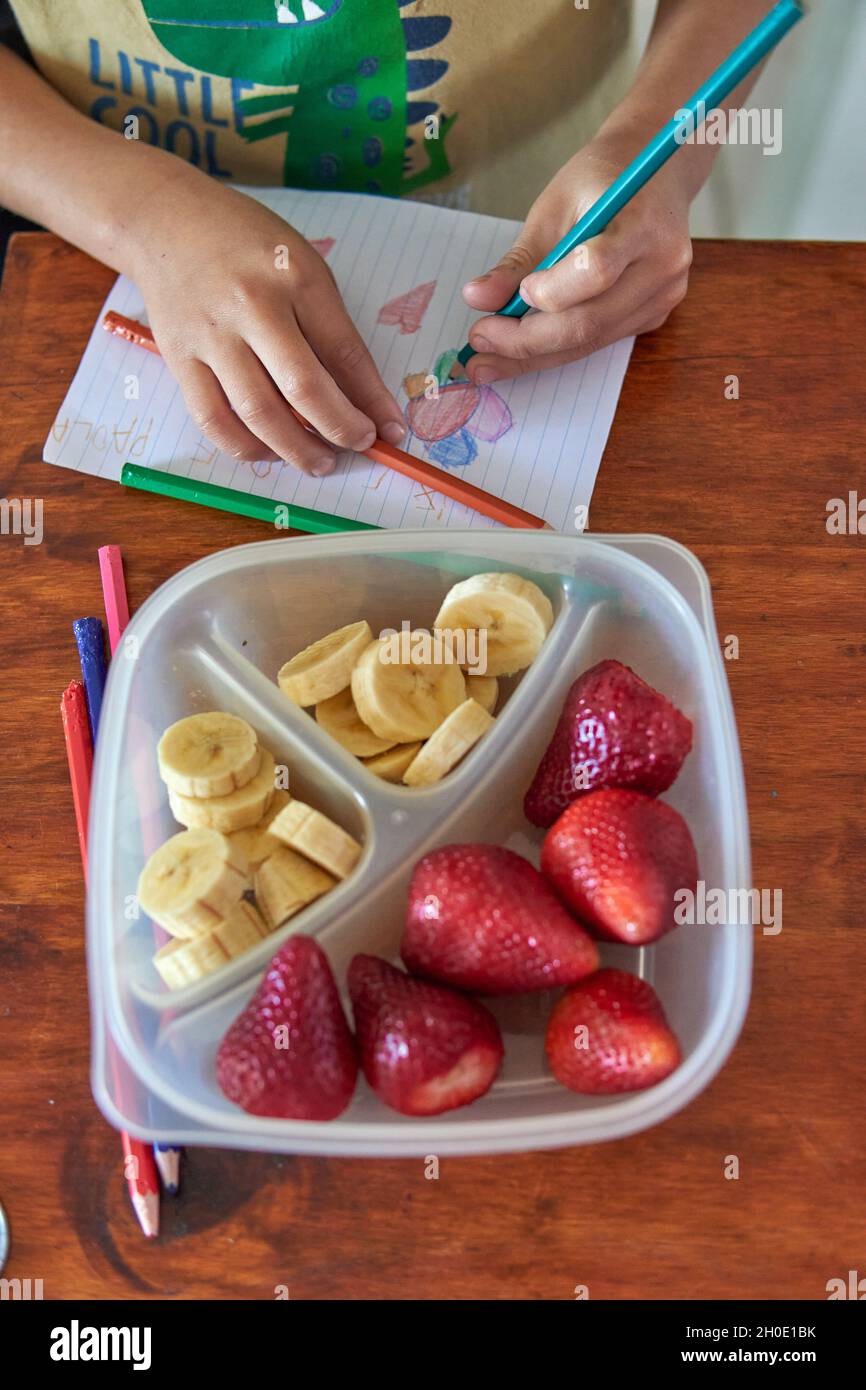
[356,427,377,451]
[472,367,496,385]
[467,271,491,287]
[518,278,536,307]
[470,334,491,353]
[312,456,335,477]
[381,420,406,445]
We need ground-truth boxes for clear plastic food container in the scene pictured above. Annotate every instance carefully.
[87,530,751,1156]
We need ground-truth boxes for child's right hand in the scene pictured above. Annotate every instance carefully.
[132,176,406,476]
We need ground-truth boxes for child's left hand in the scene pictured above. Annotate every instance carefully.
[461,139,694,382]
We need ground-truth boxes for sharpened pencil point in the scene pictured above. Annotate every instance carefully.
[130,1189,160,1240]
[154,1145,181,1195]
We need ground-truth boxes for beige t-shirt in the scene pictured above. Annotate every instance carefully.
[10,0,634,218]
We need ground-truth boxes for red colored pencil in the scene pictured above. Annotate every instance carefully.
[60,678,160,1238]
[121,1133,160,1241]
[102,310,549,531]
[60,682,92,880]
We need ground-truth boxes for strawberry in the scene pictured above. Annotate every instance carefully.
[216,935,357,1121]
[546,968,681,1094]
[348,954,504,1116]
[402,844,598,994]
[524,659,693,827]
[541,789,698,945]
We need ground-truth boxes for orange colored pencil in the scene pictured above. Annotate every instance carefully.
[103,311,162,356]
[103,310,548,531]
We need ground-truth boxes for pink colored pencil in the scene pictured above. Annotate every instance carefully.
[96,545,183,1199]
[60,682,93,880]
[98,545,130,656]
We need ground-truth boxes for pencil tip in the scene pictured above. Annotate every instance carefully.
[131,1190,160,1240]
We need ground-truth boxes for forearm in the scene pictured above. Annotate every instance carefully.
[0,46,207,278]
[597,0,775,198]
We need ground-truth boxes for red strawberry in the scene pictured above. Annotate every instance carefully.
[217,935,357,1121]
[402,844,598,994]
[348,954,503,1116]
[546,968,681,1094]
[524,659,693,827]
[541,789,698,946]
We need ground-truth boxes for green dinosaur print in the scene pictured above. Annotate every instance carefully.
[139,1,456,196]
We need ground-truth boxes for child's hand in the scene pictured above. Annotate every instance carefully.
[133,178,406,475]
[461,141,693,383]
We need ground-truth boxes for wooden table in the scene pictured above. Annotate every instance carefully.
[1,233,863,1301]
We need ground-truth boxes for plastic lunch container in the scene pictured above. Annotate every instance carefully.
[87,530,751,1156]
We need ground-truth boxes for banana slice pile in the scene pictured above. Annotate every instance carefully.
[276,572,553,786]
[140,711,361,989]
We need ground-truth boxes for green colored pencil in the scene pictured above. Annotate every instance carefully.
[120,462,380,535]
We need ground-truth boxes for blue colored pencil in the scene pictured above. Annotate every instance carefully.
[456,0,804,366]
[72,617,108,739]
[154,1145,182,1196]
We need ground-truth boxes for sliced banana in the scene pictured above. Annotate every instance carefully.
[228,789,292,871]
[138,828,250,935]
[216,898,272,948]
[351,635,466,743]
[315,685,394,757]
[169,750,276,833]
[465,674,499,714]
[269,800,361,879]
[153,899,270,989]
[150,934,216,989]
[434,572,553,677]
[157,711,260,798]
[362,742,423,782]
[254,847,336,931]
[278,619,372,707]
[403,698,494,786]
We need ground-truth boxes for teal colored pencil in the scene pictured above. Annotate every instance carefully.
[456,0,804,366]
[120,462,380,534]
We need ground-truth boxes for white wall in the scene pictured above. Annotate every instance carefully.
[631,0,866,240]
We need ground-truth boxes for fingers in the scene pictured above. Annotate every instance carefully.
[178,358,281,465]
[466,275,687,385]
[297,290,406,445]
[518,229,631,314]
[203,343,340,476]
[252,307,388,457]
[462,239,545,312]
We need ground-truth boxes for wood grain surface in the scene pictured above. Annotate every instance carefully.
[0,232,863,1301]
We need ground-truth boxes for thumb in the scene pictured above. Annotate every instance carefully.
[462,236,547,311]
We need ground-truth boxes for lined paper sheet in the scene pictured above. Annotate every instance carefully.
[43,186,633,531]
